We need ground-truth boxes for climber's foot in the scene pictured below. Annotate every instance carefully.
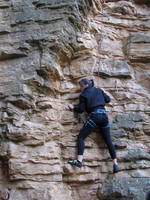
[68,160,83,168]
[113,164,121,173]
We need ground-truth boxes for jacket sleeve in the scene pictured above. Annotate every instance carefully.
[102,90,111,103]
[74,95,86,113]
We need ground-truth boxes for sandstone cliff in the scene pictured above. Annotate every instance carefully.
[0,0,150,200]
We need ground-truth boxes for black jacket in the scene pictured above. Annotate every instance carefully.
[74,87,110,114]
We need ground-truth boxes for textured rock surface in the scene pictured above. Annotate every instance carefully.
[0,0,150,200]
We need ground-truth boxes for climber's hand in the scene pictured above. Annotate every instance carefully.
[68,104,74,111]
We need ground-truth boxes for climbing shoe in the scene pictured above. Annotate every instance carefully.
[113,164,121,173]
[68,160,83,168]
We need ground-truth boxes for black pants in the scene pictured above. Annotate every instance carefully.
[77,109,116,160]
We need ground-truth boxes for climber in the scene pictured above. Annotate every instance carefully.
[67,78,121,173]
[146,191,150,200]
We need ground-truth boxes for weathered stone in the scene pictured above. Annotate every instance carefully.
[5,97,34,109]
[130,169,150,178]
[114,140,127,149]
[112,129,128,138]
[143,123,150,135]
[94,59,132,78]
[98,178,150,200]
[9,160,62,181]
[133,0,150,4]
[125,149,150,161]
[105,1,136,16]
[99,33,124,57]
[126,34,150,62]
[9,141,60,159]
[0,1,10,8]
[11,182,74,200]
[40,51,64,80]
[112,113,144,133]
[0,49,28,60]
[115,113,147,122]
[98,15,150,29]
[134,63,150,92]
[0,25,11,34]
[0,142,8,158]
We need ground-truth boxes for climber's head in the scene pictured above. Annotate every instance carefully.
[79,78,94,92]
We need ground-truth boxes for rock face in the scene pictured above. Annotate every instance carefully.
[0,0,150,200]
